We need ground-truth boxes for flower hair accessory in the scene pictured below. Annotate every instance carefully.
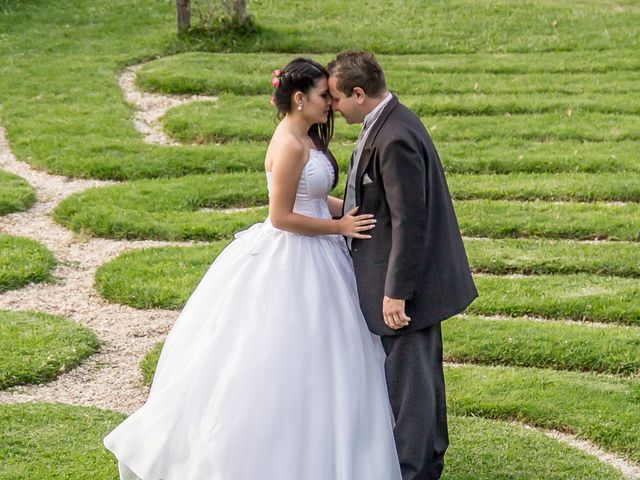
[271,69,282,88]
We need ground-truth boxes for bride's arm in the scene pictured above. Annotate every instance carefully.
[327,196,344,218]
[269,139,374,238]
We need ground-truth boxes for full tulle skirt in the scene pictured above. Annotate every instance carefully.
[104,221,401,479]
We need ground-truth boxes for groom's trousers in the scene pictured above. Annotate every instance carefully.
[381,323,448,480]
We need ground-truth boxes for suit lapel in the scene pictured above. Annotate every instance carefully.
[354,95,399,206]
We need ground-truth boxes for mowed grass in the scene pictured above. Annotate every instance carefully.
[415,139,640,174]
[95,242,229,310]
[446,364,640,464]
[53,173,272,240]
[472,274,640,325]
[0,171,35,215]
[137,343,639,469]
[441,416,625,480]
[448,173,640,202]
[0,234,56,292]
[55,184,640,241]
[96,238,640,308]
[0,310,100,389]
[140,341,163,386]
[184,1,640,55]
[443,315,640,375]
[0,402,621,480]
[141,313,640,388]
[466,238,640,277]
[163,97,640,143]
[95,245,640,326]
[137,51,640,96]
[20,134,635,179]
[0,403,125,480]
[47,167,640,209]
[456,200,640,241]
[1,0,639,180]
[3,0,640,475]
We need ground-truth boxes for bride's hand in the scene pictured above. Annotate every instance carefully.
[337,207,376,239]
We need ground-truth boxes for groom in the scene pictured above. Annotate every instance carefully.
[328,51,477,480]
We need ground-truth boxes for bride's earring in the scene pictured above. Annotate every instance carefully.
[297,103,303,111]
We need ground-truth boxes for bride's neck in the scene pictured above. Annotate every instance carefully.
[281,113,313,138]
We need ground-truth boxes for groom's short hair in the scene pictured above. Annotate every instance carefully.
[327,51,387,98]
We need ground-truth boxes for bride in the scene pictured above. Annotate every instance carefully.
[104,57,402,480]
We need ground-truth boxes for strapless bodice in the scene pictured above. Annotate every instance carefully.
[266,149,335,220]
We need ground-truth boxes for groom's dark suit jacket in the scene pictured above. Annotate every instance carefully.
[346,95,477,336]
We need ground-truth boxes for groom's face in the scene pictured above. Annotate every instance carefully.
[328,76,364,125]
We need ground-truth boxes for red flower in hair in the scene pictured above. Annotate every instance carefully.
[271,69,282,88]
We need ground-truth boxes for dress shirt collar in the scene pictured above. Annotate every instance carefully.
[362,92,393,131]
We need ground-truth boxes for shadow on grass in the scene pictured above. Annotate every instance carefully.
[173,21,277,53]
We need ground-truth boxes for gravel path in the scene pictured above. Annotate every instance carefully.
[0,66,638,478]
[118,63,217,146]
[0,125,191,413]
[0,66,219,412]
[539,426,640,479]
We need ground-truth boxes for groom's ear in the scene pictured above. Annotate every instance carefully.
[353,87,366,104]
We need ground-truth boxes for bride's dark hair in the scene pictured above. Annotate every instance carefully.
[272,57,338,188]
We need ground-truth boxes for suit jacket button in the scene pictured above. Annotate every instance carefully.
[353,248,358,252]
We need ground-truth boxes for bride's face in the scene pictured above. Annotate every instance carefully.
[297,77,332,124]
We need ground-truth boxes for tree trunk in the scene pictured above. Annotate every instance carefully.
[176,0,191,34]
[232,0,248,25]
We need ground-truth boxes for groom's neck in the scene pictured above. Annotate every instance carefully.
[362,90,390,117]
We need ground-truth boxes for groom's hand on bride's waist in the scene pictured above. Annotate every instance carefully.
[383,296,411,330]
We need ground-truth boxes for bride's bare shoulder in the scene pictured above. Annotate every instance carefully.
[265,132,307,172]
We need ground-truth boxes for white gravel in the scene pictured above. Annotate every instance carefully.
[0,124,191,414]
[118,63,218,146]
[0,67,220,412]
[521,422,640,480]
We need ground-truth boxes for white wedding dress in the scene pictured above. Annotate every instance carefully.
[104,149,401,480]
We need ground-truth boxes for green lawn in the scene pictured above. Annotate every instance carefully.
[438,139,640,174]
[441,416,625,480]
[95,245,640,326]
[55,188,640,241]
[472,273,640,325]
[140,341,163,386]
[465,238,640,277]
[142,315,640,391]
[456,200,640,241]
[443,315,640,375]
[48,169,640,213]
[0,310,100,389]
[138,345,640,466]
[0,403,124,480]
[0,171,35,216]
[448,172,640,202]
[0,402,621,480]
[95,242,229,310]
[1,0,638,180]
[447,364,640,464]
[163,97,640,143]
[95,250,640,339]
[0,234,56,293]
[136,51,640,96]
[55,195,268,241]
[2,0,640,476]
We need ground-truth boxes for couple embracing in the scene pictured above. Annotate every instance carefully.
[104,51,477,480]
